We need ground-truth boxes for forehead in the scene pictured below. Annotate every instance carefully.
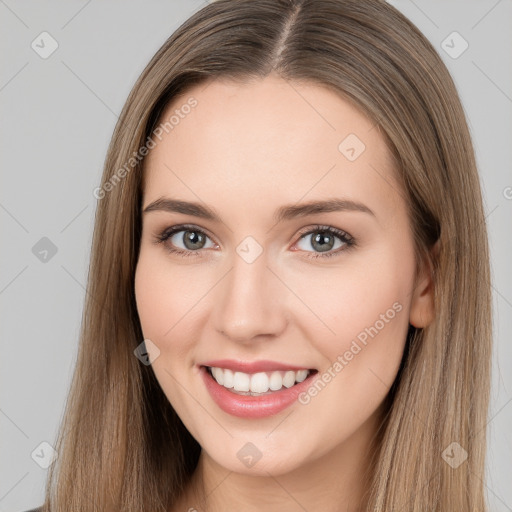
[142,75,403,222]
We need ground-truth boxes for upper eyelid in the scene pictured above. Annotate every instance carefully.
[297,224,352,240]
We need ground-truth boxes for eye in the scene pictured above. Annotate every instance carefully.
[152,223,355,260]
[153,224,217,257]
[294,224,355,259]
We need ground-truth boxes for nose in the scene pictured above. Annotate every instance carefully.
[211,248,288,344]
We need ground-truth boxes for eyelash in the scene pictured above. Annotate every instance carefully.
[152,223,355,260]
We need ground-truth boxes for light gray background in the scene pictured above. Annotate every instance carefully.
[1,1,511,511]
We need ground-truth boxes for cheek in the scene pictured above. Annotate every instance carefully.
[290,242,414,353]
[134,253,204,419]
[134,256,169,341]
[293,242,414,433]
[134,251,206,342]
[298,244,410,358]
[134,255,189,381]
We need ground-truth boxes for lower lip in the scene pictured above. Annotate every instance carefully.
[200,366,317,418]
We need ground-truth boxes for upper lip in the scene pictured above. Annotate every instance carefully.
[200,359,315,373]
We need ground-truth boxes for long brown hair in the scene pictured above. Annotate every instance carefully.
[42,0,492,510]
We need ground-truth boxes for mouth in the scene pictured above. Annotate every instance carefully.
[198,359,319,418]
[203,365,318,396]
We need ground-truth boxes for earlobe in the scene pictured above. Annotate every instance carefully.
[409,241,438,328]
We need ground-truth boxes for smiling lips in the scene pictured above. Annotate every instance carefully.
[199,359,318,418]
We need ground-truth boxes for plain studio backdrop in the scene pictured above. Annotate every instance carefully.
[0,1,511,511]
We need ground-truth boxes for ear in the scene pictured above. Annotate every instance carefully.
[409,240,438,328]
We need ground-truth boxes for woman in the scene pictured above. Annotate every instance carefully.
[31,0,492,510]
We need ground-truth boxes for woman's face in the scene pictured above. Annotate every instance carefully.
[135,75,433,476]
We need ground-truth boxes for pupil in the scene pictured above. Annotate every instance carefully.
[184,231,204,250]
[312,232,334,252]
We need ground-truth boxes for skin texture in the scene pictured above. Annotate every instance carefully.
[134,74,434,512]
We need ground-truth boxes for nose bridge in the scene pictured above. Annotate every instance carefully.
[212,241,287,342]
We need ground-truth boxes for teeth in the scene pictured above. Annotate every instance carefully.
[296,369,308,382]
[269,371,282,391]
[211,367,224,385]
[208,366,311,394]
[250,372,269,393]
[233,371,250,392]
[282,370,295,388]
[223,369,234,388]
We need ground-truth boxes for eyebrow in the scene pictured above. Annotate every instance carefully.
[142,197,375,223]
